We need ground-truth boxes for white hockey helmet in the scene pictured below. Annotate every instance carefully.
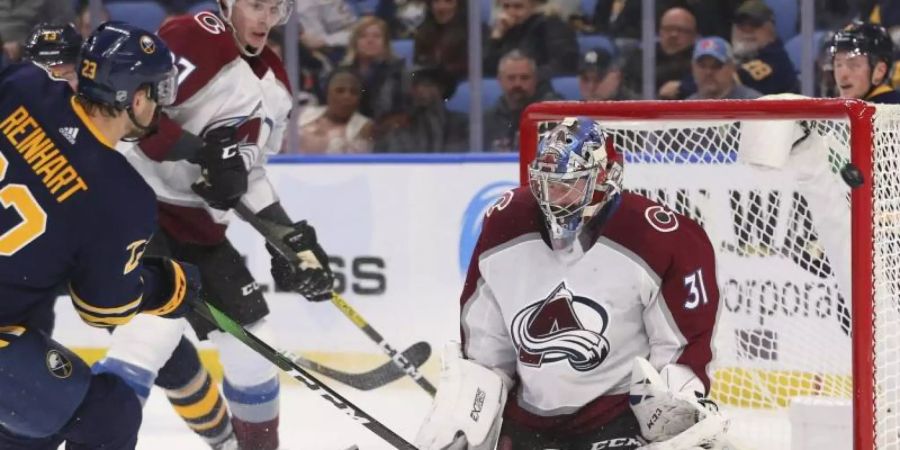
[529,117,622,245]
[218,0,294,56]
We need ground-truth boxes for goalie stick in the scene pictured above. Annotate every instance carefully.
[294,341,432,391]
[234,203,438,396]
[188,297,417,450]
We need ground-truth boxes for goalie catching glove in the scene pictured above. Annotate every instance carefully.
[190,125,248,210]
[629,357,728,450]
[268,220,334,302]
[415,342,510,450]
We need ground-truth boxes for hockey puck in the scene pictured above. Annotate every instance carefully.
[840,163,864,188]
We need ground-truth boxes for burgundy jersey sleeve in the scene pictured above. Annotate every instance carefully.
[653,210,719,390]
[603,193,719,390]
[138,12,239,161]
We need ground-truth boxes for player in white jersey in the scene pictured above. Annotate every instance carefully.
[416,118,729,450]
[92,1,335,449]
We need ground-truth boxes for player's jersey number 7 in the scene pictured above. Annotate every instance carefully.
[0,150,47,256]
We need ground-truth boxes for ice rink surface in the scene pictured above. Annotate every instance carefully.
[137,379,432,450]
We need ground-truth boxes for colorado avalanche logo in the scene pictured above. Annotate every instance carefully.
[511,282,610,371]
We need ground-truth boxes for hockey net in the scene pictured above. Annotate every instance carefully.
[519,98,900,450]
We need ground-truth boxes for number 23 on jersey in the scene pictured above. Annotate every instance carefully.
[0,151,47,256]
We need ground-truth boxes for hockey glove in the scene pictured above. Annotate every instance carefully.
[190,126,248,210]
[139,256,202,319]
[268,220,334,302]
[630,357,728,450]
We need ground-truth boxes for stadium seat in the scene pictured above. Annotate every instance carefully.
[446,78,503,113]
[106,1,168,32]
[348,0,379,16]
[580,0,598,18]
[785,31,827,74]
[391,40,414,67]
[764,0,798,41]
[186,1,218,14]
[551,76,580,100]
[576,34,616,57]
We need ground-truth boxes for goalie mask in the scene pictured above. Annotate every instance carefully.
[529,117,622,246]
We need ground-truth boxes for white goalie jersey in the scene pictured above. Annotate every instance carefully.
[119,11,292,244]
[460,187,719,434]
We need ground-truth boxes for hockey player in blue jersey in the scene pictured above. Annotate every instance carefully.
[23,22,83,90]
[0,21,202,449]
[829,22,900,104]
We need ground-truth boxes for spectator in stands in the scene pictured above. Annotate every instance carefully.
[485,50,562,152]
[592,0,735,40]
[483,0,579,78]
[296,68,374,154]
[655,6,697,99]
[578,47,638,101]
[342,16,410,123]
[863,0,900,29]
[829,22,900,104]
[376,65,468,152]
[295,0,358,64]
[687,37,761,100]
[413,0,479,81]
[731,0,799,95]
[0,0,74,62]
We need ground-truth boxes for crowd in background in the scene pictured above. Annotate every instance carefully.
[1,0,899,153]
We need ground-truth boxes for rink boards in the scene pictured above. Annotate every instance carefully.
[50,154,851,407]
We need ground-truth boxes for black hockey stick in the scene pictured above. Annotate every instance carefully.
[294,341,432,391]
[188,298,417,450]
[234,203,438,396]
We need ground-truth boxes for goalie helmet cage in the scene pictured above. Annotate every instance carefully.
[518,99,900,450]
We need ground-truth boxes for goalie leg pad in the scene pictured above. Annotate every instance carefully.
[415,342,508,450]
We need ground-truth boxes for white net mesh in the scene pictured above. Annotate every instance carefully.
[525,101,900,450]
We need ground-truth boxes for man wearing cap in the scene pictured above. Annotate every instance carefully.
[731,0,799,95]
[688,36,761,100]
[578,47,639,101]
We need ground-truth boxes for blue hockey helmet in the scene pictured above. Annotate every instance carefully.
[529,117,622,245]
[24,23,83,68]
[76,21,177,110]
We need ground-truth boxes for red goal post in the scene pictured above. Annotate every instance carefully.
[519,99,883,450]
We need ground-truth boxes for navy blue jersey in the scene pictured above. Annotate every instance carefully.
[738,39,800,95]
[867,84,900,104]
[0,63,183,328]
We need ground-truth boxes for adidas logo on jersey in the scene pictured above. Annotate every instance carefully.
[58,127,79,144]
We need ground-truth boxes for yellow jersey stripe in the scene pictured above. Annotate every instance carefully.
[69,96,114,148]
[0,339,8,348]
[143,260,186,316]
[76,309,136,326]
[69,284,143,316]
[0,325,26,336]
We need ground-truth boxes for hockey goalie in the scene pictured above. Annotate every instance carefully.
[415,117,729,450]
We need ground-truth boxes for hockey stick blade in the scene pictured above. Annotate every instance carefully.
[294,341,432,391]
[234,203,438,396]
[189,299,416,450]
